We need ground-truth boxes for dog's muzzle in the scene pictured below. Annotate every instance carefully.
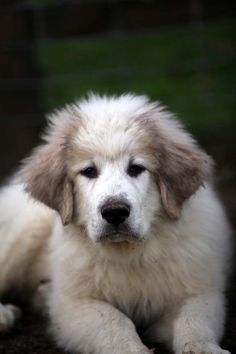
[99,199,141,243]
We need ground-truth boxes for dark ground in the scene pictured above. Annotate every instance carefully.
[0,150,235,354]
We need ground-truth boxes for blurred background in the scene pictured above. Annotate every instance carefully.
[0,0,235,353]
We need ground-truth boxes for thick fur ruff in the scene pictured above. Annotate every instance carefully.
[0,94,231,354]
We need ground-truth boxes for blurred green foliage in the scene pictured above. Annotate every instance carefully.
[37,21,235,135]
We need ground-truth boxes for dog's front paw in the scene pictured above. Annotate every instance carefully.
[0,303,21,331]
[179,341,230,354]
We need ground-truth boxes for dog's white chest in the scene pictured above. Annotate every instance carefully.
[93,252,183,325]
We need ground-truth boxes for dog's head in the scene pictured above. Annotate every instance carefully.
[20,94,212,243]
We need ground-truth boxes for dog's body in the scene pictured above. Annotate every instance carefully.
[0,94,231,353]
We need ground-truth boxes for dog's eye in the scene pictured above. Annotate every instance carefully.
[80,167,98,179]
[127,164,146,177]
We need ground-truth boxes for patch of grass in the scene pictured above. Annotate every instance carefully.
[37,21,236,135]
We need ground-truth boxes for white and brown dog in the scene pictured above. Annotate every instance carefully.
[0,94,231,354]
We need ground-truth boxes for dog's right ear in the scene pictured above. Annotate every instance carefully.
[20,142,73,225]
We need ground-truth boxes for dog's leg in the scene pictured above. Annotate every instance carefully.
[50,297,153,354]
[31,281,51,313]
[146,290,230,354]
[0,303,21,331]
[172,291,230,354]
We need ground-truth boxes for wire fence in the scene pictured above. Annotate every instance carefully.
[0,0,235,178]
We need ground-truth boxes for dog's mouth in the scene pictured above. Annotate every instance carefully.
[98,224,142,243]
[99,232,141,243]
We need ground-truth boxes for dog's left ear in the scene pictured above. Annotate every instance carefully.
[156,140,212,219]
[20,142,73,225]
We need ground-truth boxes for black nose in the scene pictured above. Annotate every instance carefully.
[101,202,130,225]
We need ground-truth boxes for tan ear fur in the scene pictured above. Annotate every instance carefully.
[20,143,73,225]
[156,141,212,219]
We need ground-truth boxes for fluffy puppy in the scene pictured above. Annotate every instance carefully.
[0,94,231,354]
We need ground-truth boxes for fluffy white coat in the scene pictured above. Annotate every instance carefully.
[0,94,232,354]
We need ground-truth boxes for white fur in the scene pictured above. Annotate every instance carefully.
[0,183,54,329]
[0,94,232,354]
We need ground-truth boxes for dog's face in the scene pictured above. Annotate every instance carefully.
[73,157,160,243]
[20,94,212,244]
[70,125,161,242]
